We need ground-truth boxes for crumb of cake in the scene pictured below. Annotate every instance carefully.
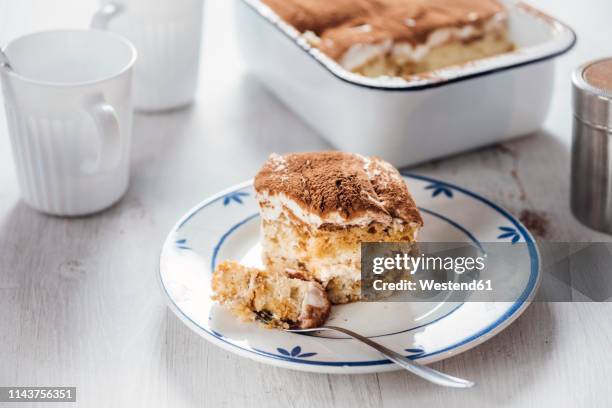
[212,260,331,329]
[254,151,423,304]
[261,0,514,78]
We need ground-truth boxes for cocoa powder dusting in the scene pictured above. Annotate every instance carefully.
[261,0,506,59]
[254,151,423,227]
[583,59,612,93]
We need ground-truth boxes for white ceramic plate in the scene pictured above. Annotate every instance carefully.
[159,174,540,374]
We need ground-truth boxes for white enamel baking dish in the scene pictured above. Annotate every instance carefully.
[235,0,576,167]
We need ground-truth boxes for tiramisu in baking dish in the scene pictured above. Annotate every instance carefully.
[212,152,423,328]
[236,0,575,166]
[261,0,514,78]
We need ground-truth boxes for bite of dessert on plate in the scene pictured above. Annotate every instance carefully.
[212,151,423,328]
[212,261,331,329]
[260,0,515,78]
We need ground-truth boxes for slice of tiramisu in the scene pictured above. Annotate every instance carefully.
[212,261,331,329]
[254,152,423,304]
[261,0,514,78]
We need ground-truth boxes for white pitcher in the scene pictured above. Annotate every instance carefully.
[93,0,205,112]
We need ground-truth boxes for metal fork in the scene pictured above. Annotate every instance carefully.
[287,326,475,388]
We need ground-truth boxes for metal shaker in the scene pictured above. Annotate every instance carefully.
[571,58,612,233]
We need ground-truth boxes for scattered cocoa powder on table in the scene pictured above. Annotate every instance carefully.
[519,209,549,239]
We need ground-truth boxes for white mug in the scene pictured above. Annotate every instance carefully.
[0,29,136,216]
[93,0,204,112]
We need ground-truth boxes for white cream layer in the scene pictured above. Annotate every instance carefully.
[338,13,507,71]
[257,191,393,228]
[261,218,361,284]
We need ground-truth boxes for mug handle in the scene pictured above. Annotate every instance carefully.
[91,2,123,30]
[0,48,12,70]
[83,96,122,174]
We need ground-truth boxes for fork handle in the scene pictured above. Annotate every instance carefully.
[315,326,474,388]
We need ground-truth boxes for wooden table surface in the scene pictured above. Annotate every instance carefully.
[1,1,611,407]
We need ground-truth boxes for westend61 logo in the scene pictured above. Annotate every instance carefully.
[368,246,491,293]
[359,242,529,302]
[370,250,490,292]
[361,242,612,303]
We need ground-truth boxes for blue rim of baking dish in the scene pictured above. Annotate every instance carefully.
[159,173,540,367]
[238,0,577,91]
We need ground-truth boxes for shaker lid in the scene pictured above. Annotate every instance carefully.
[573,58,612,129]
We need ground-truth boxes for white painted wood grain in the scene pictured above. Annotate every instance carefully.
[1,0,612,407]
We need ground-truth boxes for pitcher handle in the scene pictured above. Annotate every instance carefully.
[91,2,123,30]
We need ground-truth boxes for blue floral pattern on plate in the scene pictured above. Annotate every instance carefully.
[497,226,521,244]
[175,239,191,250]
[425,183,454,198]
[277,346,317,359]
[405,348,426,359]
[223,191,249,206]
